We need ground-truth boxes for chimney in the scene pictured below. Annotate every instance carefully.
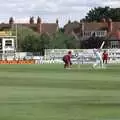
[9,17,14,24]
[37,16,42,33]
[80,21,84,37]
[29,16,34,24]
[37,16,41,24]
[116,28,120,40]
[68,20,71,24]
[107,18,112,32]
[81,21,84,31]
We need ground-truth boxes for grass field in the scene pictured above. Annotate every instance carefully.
[0,64,120,120]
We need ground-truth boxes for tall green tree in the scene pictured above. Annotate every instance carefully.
[39,33,51,55]
[11,25,40,51]
[82,6,120,22]
[50,32,77,49]
[11,25,78,53]
[21,35,41,52]
[21,33,51,54]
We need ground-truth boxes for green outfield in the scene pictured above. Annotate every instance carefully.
[0,64,120,120]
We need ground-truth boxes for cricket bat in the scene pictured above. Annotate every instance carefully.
[100,41,105,49]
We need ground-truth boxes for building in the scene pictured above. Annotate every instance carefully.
[0,17,59,60]
[0,17,59,35]
[0,31,16,60]
[64,18,120,48]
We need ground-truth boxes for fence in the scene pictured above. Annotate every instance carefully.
[0,49,120,64]
[44,49,120,64]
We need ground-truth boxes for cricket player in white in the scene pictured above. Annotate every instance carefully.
[93,49,104,68]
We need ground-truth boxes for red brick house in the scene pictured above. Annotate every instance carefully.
[0,17,59,35]
[64,18,120,48]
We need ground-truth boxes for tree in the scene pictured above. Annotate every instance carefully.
[11,25,40,51]
[50,32,77,49]
[81,36,106,49]
[21,35,41,52]
[11,25,78,54]
[39,33,51,55]
[82,6,120,22]
[110,8,120,21]
[21,32,51,54]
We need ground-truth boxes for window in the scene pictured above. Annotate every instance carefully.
[84,31,92,37]
[5,40,12,46]
[111,41,120,48]
[84,31,106,37]
[95,31,106,37]
[0,39,2,49]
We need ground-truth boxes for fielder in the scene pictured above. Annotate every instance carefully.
[63,51,72,69]
[93,49,104,69]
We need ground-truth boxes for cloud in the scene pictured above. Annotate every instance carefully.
[0,0,119,26]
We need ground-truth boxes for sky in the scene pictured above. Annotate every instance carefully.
[0,0,120,27]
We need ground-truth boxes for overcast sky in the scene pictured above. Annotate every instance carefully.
[0,0,120,27]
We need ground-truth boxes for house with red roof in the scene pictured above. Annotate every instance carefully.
[64,18,120,48]
[0,16,59,35]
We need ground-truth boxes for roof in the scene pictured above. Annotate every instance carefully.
[73,22,108,33]
[0,23,11,30]
[70,21,120,39]
[0,22,58,35]
[41,23,58,34]
[83,22,108,31]
[64,21,80,34]
[110,22,120,37]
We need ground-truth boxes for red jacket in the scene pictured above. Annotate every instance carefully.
[102,52,108,60]
[63,55,71,63]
